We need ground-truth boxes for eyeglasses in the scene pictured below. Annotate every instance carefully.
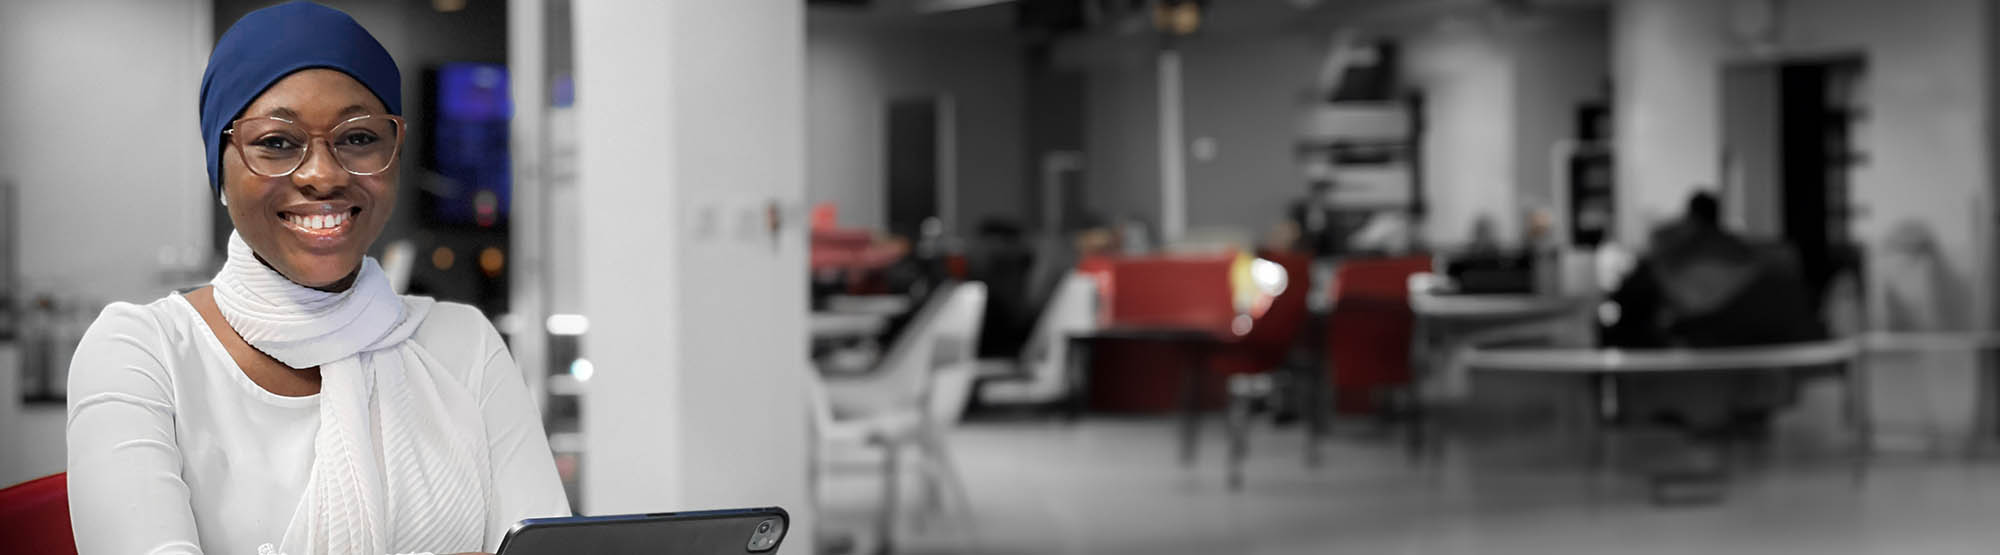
[223,114,405,178]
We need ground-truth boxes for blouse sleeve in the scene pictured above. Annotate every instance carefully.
[471,320,573,550]
[66,303,205,555]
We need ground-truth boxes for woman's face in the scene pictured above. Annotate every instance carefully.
[221,69,397,291]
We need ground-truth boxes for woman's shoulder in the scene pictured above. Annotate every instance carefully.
[80,293,204,351]
[407,297,509,378]
[69,293,208,400]
[409,298,501,344]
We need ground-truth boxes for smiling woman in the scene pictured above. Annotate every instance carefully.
[220,70,402,290]
[62,2,570,555]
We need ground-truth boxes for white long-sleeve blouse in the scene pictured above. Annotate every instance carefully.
[65,293,571,555]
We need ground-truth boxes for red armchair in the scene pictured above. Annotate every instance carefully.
[1083,253,1237,413]
[1212,251,1313,488]
[1325,255,1433,414]
[0,473,76,555]
[1211,251,1312,377]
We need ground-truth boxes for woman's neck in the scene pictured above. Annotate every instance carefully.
[251,252,360,293]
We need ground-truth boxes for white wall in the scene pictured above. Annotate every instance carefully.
[1510,11,1611,234]
[1612,0,1993,325]
[1077,42,1166,232]
[0,0,213,486]
[1404,22,1519,248]
[1611,0,1730,246]
[575,1,813,548]
[1179,34,1322,235]
[1612,0,1995,438]
[0,0,214,304]
[1786,0,1991,329]
[1069,9,1609,250]
[806,11,1027,235]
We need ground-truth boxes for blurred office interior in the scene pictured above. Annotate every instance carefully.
[8,0,2000,553]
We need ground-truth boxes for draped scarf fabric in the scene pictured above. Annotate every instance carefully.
[210,232,488,555]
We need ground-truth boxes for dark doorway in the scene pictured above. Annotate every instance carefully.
[886,98,941,240]
[1722,56,1865,306]
[1777,57,1865,304]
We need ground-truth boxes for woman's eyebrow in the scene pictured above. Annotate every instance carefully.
[337,104,371,117]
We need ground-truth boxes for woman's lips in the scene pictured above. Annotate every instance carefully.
[277,207,361,247]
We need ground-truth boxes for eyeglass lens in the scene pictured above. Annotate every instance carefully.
[235,117,400,176]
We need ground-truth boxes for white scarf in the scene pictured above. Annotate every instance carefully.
[211,232,488,555]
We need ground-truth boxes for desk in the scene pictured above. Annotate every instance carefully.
[1857,332,2000,453]
[1409,292,1592,321]
[1070,326,1234,466]
[1457,340,1866,479]
[1462,341,1859,374]
[1448,332,2000,488]
[823,295,911,316]
[1409,292,1596,398]
[811,312,887,340]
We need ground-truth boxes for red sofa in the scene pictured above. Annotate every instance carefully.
[0,473,76,555]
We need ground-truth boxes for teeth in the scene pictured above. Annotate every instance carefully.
[288,211,349,230]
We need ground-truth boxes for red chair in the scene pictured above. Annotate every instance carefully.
[1211,251,1313,488]
[1074,256,1116,326]
[1325,255,1433,414]
[0,473,76,555]
[1211,251,1312,377]
[1084,253,1237,413]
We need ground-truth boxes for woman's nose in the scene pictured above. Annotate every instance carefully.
[290,138,349,194]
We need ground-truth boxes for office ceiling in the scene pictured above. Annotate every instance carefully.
[806,0,1606,37]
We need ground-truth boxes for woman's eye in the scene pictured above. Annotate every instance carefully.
[253,136,301,150]
[339,132,380,147]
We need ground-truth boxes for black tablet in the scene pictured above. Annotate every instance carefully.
[495,507,790,554]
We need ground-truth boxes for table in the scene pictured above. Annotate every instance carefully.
[810,312,887,340]
[1461,341,1861,374]
[1408,292,1597,401]
[1444,331,2000,495]
[1409,292,1594,321]
[1856,332,2000,453]
[1069,325,1235,467]
[1457,340,1866,481]
[823,295,911,316]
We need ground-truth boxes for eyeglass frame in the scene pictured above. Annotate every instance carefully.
[221,113,407,178]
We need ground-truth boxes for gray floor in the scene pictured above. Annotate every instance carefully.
[819,414,2000,554]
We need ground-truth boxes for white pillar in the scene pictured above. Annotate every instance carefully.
[1157,48,1187,246]
[573,2,812,549]
[574,0,685,513]
[506,0,549,412]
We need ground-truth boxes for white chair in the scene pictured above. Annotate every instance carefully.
[806,359,920,555]
[822,283,959,420]
[813,282,986,552]
[910,283,985,519]
[976,273,1098,408]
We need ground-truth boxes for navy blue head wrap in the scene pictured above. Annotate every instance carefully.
[199,1,401,195]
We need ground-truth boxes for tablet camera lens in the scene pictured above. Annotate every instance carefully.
[747,518,783,552]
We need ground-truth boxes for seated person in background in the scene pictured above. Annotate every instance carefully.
[1287,180,1372,260]
[966,219,1037,358]
[1605,191,1827,438]
[875,218,951,346]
